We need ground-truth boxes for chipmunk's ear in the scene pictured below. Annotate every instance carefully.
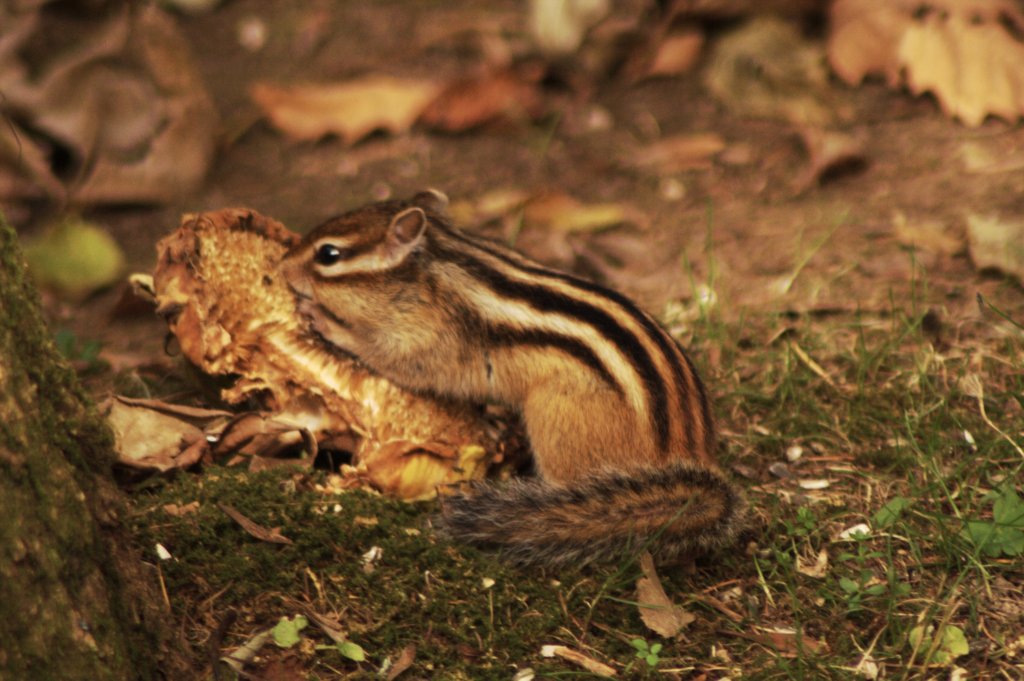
[411,188,449,215]
[388,206,428,247]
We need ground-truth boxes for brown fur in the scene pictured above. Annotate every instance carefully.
[282,192,745,568]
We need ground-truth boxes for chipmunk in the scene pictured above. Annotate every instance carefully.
[281,190,744,568]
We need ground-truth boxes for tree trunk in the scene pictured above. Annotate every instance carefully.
[0,213,171,679]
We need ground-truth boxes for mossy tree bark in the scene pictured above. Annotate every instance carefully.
[0,214,168,679]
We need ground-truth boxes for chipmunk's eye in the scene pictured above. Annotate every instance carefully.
[313,243,351,266]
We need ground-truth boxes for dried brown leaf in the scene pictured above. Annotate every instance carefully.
[828,0,908,84]
[250,76,442,143]
[726,627,828,656]
[829,0,1024,126]
[385,644,417,681]
[795,548,829,578]
[540,645,617,677]
[211,412,318,461]
[629,132,726,173]
[636,552,695,637]
[644,27,704,78]
[218,503,294,545]
[524,192,647,232]
[967,213,1024,282]
[893,212,963,256]
[1,5,218,203]
[419,66,546,132]
[104,396,216,471]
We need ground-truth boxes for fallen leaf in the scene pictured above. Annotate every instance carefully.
[966,213,1024,283]
[23,217,125,301]
[796,548,829,578]
[960,140,1024,175]
[112,395,233,423]
[384,644,416,681]
[629,133,726,173]
[524,192,647,232]
[893,212,963,256]
[529,0,610,55]
[211,412,319,462]
[250,76,442,143]
[104,396,215,471]
[540,644,617,677]
[636,552,695,637]
[218,503,294,545]
[302,608,350,645]
[222,629,272,672]
[362,443,489,502]
[828,0,908,85]
[725,627,827,656]
[829,0,1024,126]
[0,4,218,203]
[644,26,704,79]
[901,9,1024,126]
[419,66,546,132]
[447,188,531,226]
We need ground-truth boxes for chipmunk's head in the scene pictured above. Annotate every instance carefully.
[280,190,449,345]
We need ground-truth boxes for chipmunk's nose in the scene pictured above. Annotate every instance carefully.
[279,252,314,299]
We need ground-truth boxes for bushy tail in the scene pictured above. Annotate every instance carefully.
[438,462,745,568]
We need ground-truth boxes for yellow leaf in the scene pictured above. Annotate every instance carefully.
[250,76,442,144]
[829,0,1024,126]
[524,193,646,232]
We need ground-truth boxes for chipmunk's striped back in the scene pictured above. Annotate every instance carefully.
[282,191,742,567]
[428,212,715,461]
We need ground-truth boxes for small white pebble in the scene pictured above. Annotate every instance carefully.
[237,16,268,52]
[838,523,871,540]
[585,105,613,132]
[659,177,686,201]
[785,444,803,462]
[797,478,831,490]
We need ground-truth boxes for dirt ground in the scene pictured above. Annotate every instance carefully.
[6,1,1024,678]
[14,0,1021,355]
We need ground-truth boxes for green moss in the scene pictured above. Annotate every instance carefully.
[131,467,708,678]
[122,304,1024,679]
[0,214,158,680]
